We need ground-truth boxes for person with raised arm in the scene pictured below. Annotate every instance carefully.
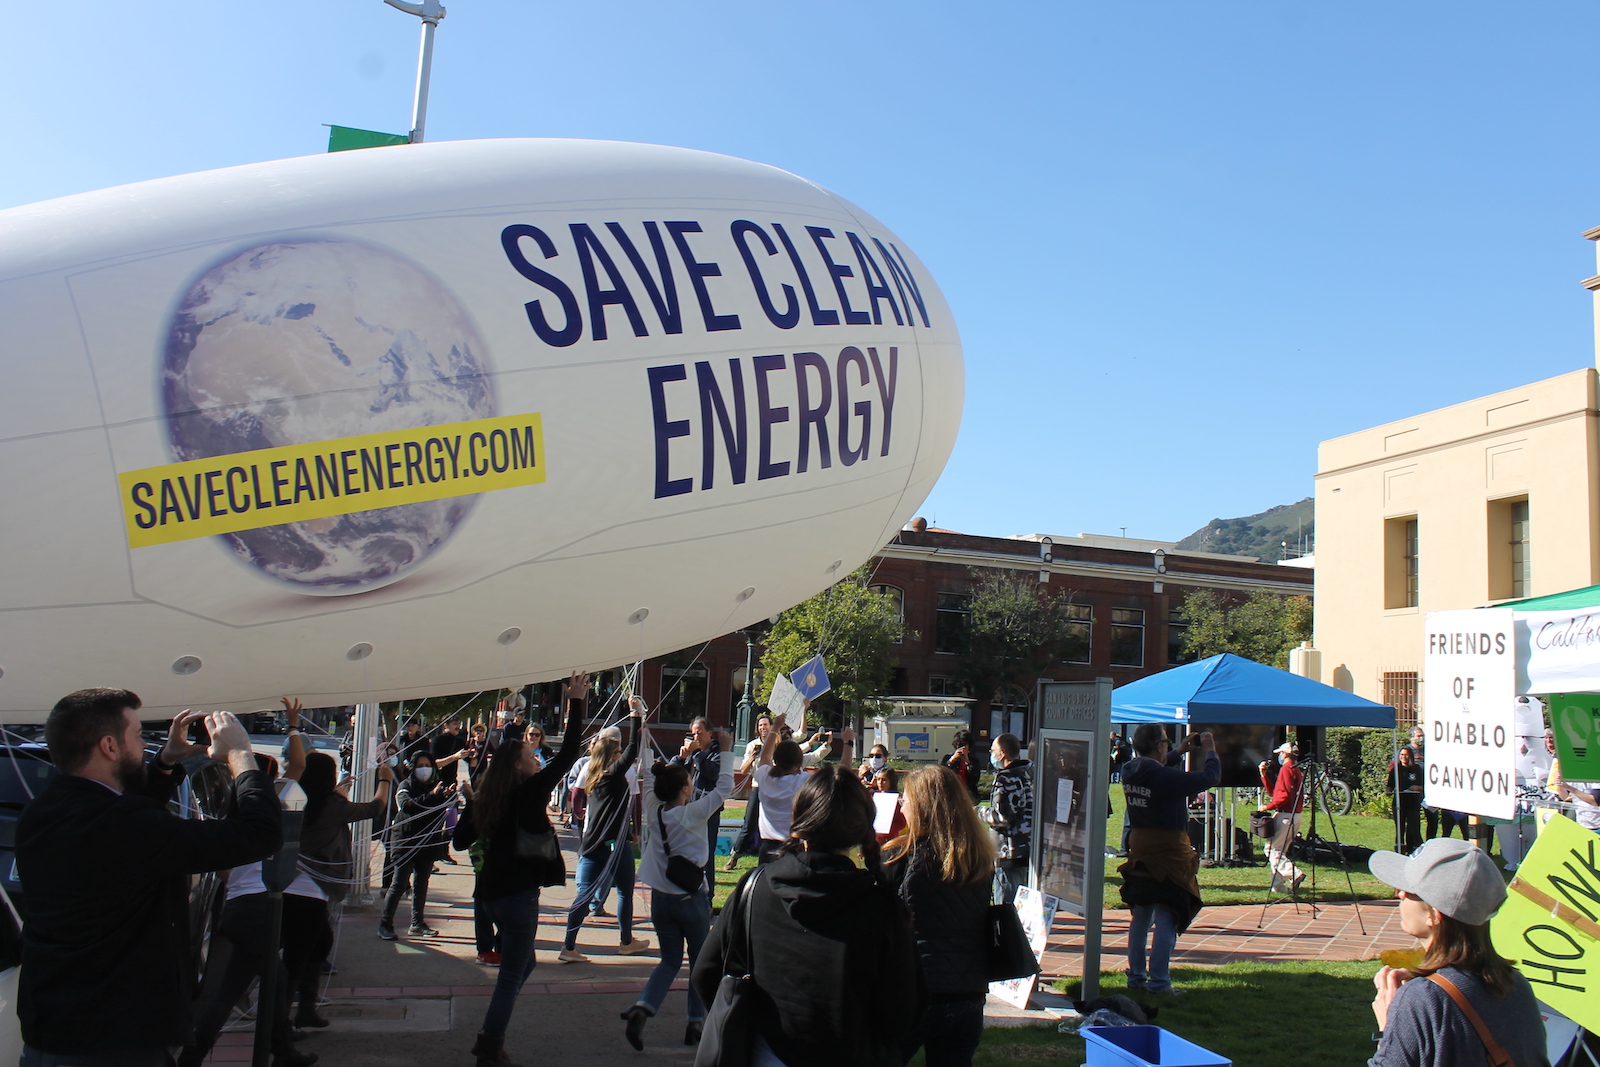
[454,671,589,1067]
[18,692,282,1067]
[621,713,734,1051]
[559,699,651,963]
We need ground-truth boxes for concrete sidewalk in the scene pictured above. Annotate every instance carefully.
[207,838,1413,1064]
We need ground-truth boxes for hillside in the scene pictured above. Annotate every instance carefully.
[1174,497,1314,563]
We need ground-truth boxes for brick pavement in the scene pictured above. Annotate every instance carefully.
[1042,899,1411,979]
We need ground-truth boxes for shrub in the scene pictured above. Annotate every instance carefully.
[1358,729,1406,800]
[1324,727,1369,782]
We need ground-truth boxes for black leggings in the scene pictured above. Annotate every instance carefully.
[282,894,334,1015]
[181,894,294,1067]
[383,851,434,927]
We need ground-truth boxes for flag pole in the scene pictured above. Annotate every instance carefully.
[383,0,445,143]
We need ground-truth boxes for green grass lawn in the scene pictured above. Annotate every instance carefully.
[712,790,1445,911]
[1098,789,1457,908]
[901,961,1383,1067]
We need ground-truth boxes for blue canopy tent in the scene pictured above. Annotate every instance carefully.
[1112,653,1395,726]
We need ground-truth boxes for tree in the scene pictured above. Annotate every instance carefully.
[1179,589,1312,668]
[956,570,1079,712]
[758,568,905,718]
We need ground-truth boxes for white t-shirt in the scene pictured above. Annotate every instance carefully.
[1570,783,1600,831]
[754,764,803,842]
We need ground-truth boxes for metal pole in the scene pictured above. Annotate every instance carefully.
[349,702,380,903]
[409,17,437,142]
[736,632,755,745]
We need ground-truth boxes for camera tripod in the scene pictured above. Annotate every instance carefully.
[1256,759,1367,934]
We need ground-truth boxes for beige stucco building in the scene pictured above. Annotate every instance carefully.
[1314,295,1600,718]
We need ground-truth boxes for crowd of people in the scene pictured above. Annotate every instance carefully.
[9,685,1554,1067]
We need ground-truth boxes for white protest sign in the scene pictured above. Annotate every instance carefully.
[1425,608,1518,819]
[873,793,900,836]
[767,673,806,723]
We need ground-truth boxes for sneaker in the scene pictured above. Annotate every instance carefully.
[1126,978,1147,991]
[617,938,653,956]
[475,950,502,966]
[591,904,609,917]
[557,949,590,964]
[377,920,397,941]
[1270,875,1285,893]
[319,959,337,975]
[1291,871,1306,890]
[409,923,439,938]
[294,1010,330,1029]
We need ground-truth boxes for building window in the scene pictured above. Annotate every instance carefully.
[1063,604,1092,664]
[1511,500,1530,598]
[1384,516,1420,609]
[1381,670,1419,727]
[1167,605,1195,666]
[658,662,709,724]
[1488,497,1530,601]
[929,676,971,697]
[871,584,905,643]
[1110,608,1145,667]
[935,591,972,654]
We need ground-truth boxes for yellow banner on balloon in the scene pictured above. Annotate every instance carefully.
[118,412,545,548]
[1490,812,1600,1032]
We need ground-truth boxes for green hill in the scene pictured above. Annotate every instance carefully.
[1174,497,1313,563]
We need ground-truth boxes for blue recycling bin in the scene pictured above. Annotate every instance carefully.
[1082,1025,1230,1067]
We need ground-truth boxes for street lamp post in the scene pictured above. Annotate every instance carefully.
[383,0,446,143]
[736,630,756,745]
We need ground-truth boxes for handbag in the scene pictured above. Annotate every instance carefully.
[986,901,1041,982]
[694,868,765,1067]
[659,806,707,894]
[1250,810,1277,839]
[515,824,562,862]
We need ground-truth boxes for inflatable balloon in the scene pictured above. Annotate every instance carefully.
[0,139,962,718]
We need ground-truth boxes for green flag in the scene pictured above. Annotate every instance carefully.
[327,125,410,153]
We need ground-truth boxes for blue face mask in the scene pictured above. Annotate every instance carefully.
[415,766,433,782]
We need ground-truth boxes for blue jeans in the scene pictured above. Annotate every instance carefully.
[897,995,985,1067]
[474,898,499,955]
[1126,903,1178,992]
[479,889,540,1037]
[637,888,710,1021]
[564,843,635,949]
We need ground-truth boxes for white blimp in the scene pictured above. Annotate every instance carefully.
[0,138,962,718]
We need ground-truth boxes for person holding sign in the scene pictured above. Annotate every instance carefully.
[1117,725,1219,995]
[1367,839,1547,1067]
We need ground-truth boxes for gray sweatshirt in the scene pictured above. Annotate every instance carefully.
[1369,966,1549,1067]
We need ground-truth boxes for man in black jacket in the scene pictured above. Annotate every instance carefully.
[988,733,1033,904]
[17,689,283,1067]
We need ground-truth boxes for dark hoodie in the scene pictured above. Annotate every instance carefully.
[692,851,924,1067]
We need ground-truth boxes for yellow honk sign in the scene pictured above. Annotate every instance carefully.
[1490,812,1600,1032]
[119,413,545,548]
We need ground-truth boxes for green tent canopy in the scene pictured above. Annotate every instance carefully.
[1497,583,1600,612]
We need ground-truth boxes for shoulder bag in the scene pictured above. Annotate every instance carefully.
[987,899,1041,982]
[1425,973,1516,1067]
[694,868,765,1067]
[659,805,707,894]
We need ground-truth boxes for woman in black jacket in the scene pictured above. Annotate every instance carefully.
[292,751,394,1024]
[378,752,454,940]
[454,672,588,1067]
[692,762,924,1067]
[882,765,996,1067]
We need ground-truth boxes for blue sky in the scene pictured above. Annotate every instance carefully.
[8,3,1599,542]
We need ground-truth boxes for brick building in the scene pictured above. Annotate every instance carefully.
[571,522,1313,746]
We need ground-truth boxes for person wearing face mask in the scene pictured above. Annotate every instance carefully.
[378,752,455,941]
[986,734,1032,905]
[859,745,891,786]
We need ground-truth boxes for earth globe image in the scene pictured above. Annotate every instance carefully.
[161,237,497,594]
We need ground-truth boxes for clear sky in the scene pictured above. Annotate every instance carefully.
[7,3,1599,543]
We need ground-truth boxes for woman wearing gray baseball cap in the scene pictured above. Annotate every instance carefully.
[1367,838,1548,1067]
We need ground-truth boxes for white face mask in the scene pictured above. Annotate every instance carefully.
[867,756,886,771]
[415,766,434,782]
